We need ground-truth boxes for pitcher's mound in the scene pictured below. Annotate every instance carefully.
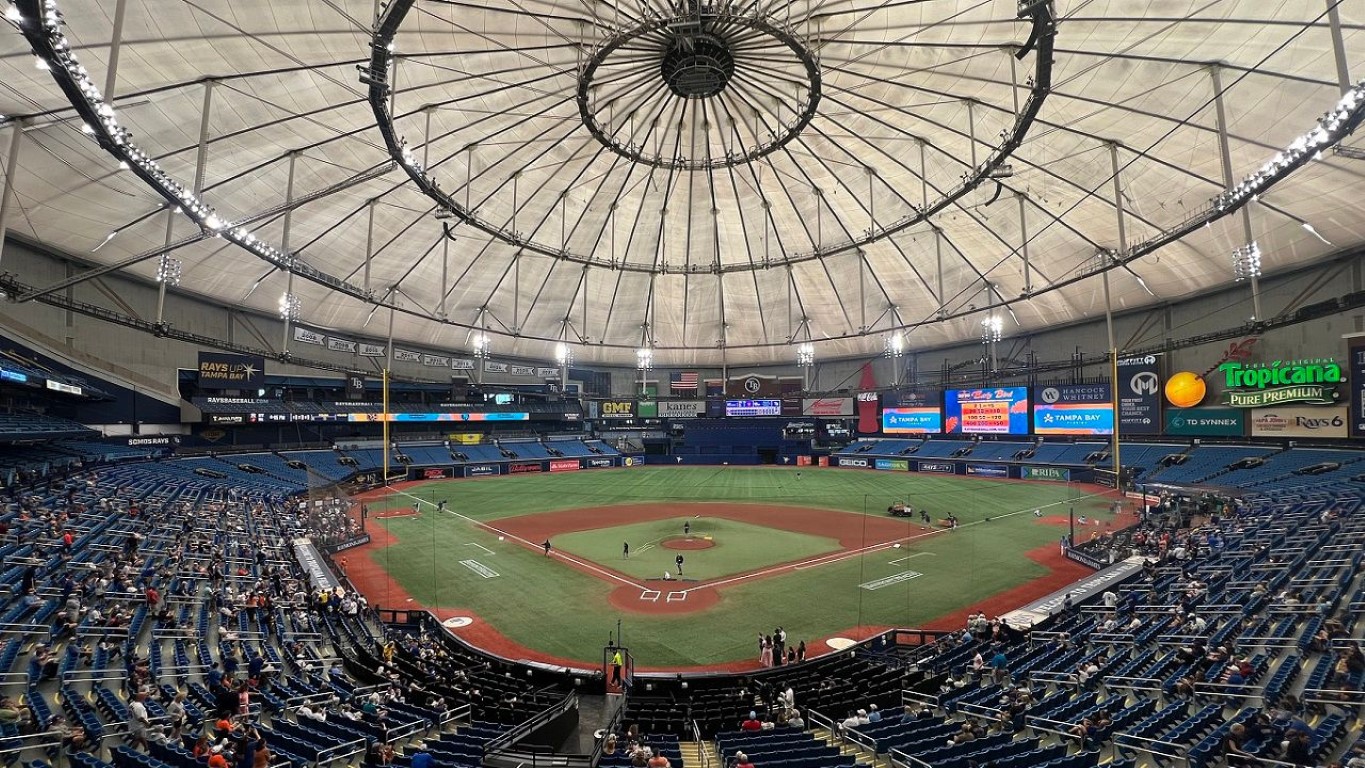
[662,537,715,550]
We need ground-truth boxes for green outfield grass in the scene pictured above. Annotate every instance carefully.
[364,466,1116,667]
[551,516,842,582]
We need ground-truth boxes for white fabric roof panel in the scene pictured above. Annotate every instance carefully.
[0,0,1362,366]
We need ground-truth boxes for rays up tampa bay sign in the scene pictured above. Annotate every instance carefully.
[1217,359,1345,408]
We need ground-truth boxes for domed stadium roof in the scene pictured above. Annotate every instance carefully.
[1,0,1362,366]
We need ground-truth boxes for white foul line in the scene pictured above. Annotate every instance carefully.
[679,490,1111,595]
[385,487,647,591]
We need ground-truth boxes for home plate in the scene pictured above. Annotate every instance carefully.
[825,637,857,651]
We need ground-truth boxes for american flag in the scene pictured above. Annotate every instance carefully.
[670,371,699,391]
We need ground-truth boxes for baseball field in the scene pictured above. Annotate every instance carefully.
[342,466,1119,671]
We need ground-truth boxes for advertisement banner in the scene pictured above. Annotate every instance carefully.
[328,337,357,353]
[917,460,956,474]
[358,342,385,357]
[1022,466,1071,482]
[660,400,706,418]
[622,456,646,467]
[1116,355,1161,434]
[1216,359,1345,407]
[197,352,265,387]
[509,462,543,474]
[881,406,943,434]
[874,458,909,471]
[549,459,581,472]
[802,397,855,417]
[586,457,615,469]
[946,388,1029,434]
[465,464,499,477]
[293,327,326,345]
[421,468,450,480]
[636,401,659,418]
[1250,405,1349,438]
[1165,407,1245,437]
[599,401,636,419]
[837,457,870,468]
[449,433,482,445]
[965,463,1009,478]
[1351,336,1365,438]
[347,412,529,422]
[1034,384,1114,435]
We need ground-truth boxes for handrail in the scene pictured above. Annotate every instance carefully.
[484,691,578,758]
[691,719,710,768]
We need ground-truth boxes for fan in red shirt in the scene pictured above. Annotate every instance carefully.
[735,752,755,768]
[740,712,762,731]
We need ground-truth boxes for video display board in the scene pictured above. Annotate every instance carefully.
[725,399,782,417]
[881,406,943,434]
[945,387,1029,434]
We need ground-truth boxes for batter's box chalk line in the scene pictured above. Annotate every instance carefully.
[666,591,688,602]
[639,589,661,602]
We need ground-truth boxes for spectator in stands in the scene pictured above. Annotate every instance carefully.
[165,691,188,741]
[741,711,762,732]
[410,752,432,768]
[866,704,881,723]
[207,745,229,768]
[734,752,754,768]
[787,708,805,729]
[1282,729,1312,766]
[647,749,670,768]
[127,690,152,749]
[1223,723,1255,767]
[989,646,1009,683]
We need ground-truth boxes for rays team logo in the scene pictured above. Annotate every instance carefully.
[743,376,762,394]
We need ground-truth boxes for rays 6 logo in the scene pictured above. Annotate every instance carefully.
[1129,372,1160,396]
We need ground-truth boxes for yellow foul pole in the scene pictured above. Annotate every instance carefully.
[382,368,390,486]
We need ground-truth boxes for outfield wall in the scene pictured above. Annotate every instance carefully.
[831,454,1094,483]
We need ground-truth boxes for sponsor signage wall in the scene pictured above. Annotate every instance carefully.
[837,457,870,468]
[1022,466,1071,482]
[509,461,543,474]
[660,400,706,418]
[599,400,636,419]
[1116,355,1162,434]
[1249,405,1349,438]
[802,397,854,417]
[622,456,646,467]
[1165,407,1245,436]
[586,457,615,468]
[1033,383,1114,435]
[945,387,1029,434]
[292,539,339,591]
[874,458,909,471]
[881,406,943,434]
[422,468,450,479]
[549,459,581,472]
[348,412,529,422]
[197,352,265,387]
[636,401,659,418]
[1351,336,1365,439]
[965,463,1009,478]
[465,464,500,477]
[917,460,955,474]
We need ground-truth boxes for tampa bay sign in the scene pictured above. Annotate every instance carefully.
[1218,359,1344,407]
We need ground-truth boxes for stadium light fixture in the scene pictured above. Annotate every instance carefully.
[554,342,573,366]
[980,315,1003,344]
[471,331,491,359]
[636,346,654,371]
[5,6,22,22]
[278,292,301,321]
[155,254,181,286]
[884,333,905,359]
[1232,241,1262,282]
[796,342,815,368]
